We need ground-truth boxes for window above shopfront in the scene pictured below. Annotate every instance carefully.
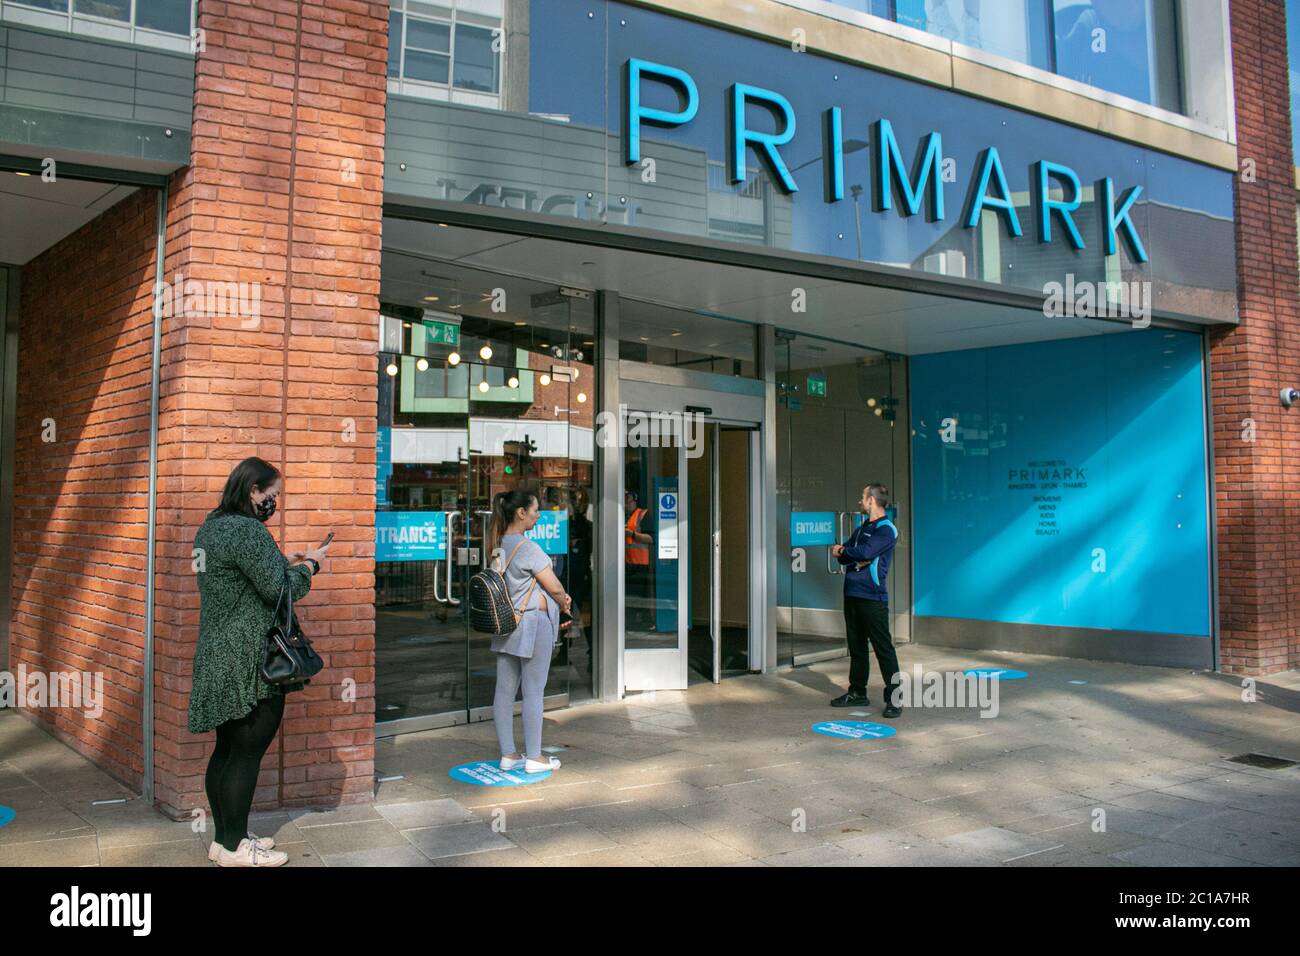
[1289,0,1300,163]
[0,0,195,52]
[801,0,1184,114]
[387,0,503,109]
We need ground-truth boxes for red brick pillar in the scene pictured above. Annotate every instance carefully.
[1209,0,1300,675]
[151,0,387,817]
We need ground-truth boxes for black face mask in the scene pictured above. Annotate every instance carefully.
[254,494,277,522]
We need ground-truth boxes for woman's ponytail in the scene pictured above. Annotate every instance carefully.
[490,488,536,554]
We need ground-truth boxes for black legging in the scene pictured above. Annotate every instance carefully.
[205,694,285,851]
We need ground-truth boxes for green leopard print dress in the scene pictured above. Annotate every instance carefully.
[187,512,313,734]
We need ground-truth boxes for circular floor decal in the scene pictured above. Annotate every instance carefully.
[0,806,14,829]
[812,720,897,740]
[963,667,1028,680]
[448,760,551,786]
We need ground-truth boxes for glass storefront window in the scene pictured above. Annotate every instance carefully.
[775,334,905,665]
[375,219,597,729]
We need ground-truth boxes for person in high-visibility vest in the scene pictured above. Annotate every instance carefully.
[624,490,653,630]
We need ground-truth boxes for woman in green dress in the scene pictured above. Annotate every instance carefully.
[188,456,329,867]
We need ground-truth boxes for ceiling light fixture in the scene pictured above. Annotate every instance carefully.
[479,344,493,360]
[507,375,519,389]
[385,361,399,376]
[447,351,461,366]
[416,357,429,372]
[478,379,490,393]
[576,392,587,403]
[539,373,551,386]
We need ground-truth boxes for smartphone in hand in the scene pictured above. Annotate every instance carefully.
[320,531,335,548]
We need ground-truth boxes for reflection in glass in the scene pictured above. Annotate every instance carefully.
[375,230,597,727]
[1052,0,1182,111]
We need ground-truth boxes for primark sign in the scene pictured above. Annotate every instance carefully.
[623,58,1149,263]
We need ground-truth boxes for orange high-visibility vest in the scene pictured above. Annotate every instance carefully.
[625,508,649,565]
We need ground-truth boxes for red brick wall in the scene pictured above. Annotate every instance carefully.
[1211,0,1300,674]
[150,0,386,817]
[11,188,162,786]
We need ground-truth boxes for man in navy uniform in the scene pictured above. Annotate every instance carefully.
[830,483,902,718]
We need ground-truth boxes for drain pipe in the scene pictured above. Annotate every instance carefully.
[143,183,168,805]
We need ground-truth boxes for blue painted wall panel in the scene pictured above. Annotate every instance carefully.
[910,330,1210,637]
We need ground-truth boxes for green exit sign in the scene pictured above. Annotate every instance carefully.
[423,318,460,345]
[807,373,827,397]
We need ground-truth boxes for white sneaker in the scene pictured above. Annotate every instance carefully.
[215,837,288,867]
[499,755,526,771]
[207,832,275,862]
[524,755,560,773]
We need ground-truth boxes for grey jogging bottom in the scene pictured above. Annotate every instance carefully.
[493,635,555,758]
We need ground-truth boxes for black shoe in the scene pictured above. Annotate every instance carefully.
[830,691,870,708]
[881,703,902,719]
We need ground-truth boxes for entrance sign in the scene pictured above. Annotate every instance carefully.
[791,511,836,546]
[658,491,678,559]
[376,511,448,562]
[448,761,550,786]
[526,510,569,556]
[812,720,897,740]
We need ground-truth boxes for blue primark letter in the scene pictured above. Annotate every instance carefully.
[729,83,798,192]
[1100,177,1149,263]
[873,118,943,220]
[1034,160,1085,249]
[964,146,1022,237]
[624,58,699,165]
[824,107,844,202]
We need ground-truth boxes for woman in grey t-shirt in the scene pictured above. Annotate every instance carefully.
[490,489,572,773]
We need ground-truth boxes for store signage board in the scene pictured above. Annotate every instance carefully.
[376,511,448,562]
[624,58,1149,262]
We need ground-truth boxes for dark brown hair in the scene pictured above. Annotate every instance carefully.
[210,456,281,519]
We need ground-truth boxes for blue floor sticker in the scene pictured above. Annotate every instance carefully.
[812,720,897,740]
[448,761,551,786]
[0,806,14,829]
[963,667,1028,680]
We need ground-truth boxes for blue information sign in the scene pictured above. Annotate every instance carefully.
[962,667,1028,680]
[448,761,551,786]
[811,720,897,740]
[791,512,837,546]
[376,511,448,562]
[0,805,13,828]
[525,510,569,556]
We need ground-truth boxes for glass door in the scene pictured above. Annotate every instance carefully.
[622,413,688,691]
[375,254,596,734]
[775,334,901,666]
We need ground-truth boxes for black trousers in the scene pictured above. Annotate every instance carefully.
[843,596,900,702]
[205,693,285,851]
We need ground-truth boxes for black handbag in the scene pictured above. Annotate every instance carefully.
[260,571,323,689]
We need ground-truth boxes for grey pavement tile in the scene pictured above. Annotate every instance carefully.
[1109,843,1263,867]
[321,844,435,867]
[287,804,385,828]
[658,800,770,832]
[942,826,1064,862]
[761,842,861,866]
[542,844,655,866]
[301,820,409,856]
[709,820,829,857]
[495,820,617,859]
[404,821,517,860]
[654,842,752,866]
[0,834,99,866]
[431,847,544,866]
[1111,791,1229,822]
[99,839,211,867]
[0,805,94,845]
[375,798,476,830]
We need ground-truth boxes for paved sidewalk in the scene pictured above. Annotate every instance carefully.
[2,646,1299,866]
